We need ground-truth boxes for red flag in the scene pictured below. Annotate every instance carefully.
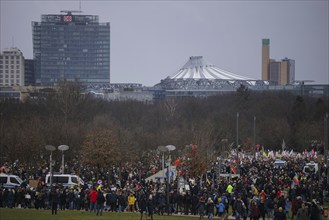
[231,166,237,174]
[174,159,181,167]
[293,175,300,186]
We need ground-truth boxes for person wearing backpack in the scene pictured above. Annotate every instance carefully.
[49,187,60,215]
[221,193,229,215]
[206,198,215,220]
[250,200,260,220]
[216,200,226,219]
[106,190,118,212]
[96,189,105,216]
[233,195,246,220]
[296,202,308,220]
[196,196,205,219]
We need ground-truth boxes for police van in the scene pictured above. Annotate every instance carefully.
[303,161,318,174]
[0,173,24,188]
[45,173,84,187]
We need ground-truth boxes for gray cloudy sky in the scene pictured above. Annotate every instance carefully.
[1,0,328,86]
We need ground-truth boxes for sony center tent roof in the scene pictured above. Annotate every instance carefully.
[169,56,254,81]
[154,56,270,91]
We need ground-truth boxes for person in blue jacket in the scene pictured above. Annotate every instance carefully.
[216,200,226,218]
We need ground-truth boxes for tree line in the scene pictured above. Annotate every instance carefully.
[0,82,328,174]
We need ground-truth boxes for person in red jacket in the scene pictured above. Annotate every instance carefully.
[89,188,98,213]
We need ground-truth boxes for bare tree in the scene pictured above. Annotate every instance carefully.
[185,145,207,178]
[80,128,121,177]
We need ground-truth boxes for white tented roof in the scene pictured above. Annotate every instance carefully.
[169,56,254,81]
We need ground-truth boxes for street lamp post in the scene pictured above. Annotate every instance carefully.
[219,139,228,180]
[324,113,328,184]
[229,142,233,182]
[166,145,176,183]
[253,116,256,160]
[58,145,69,174]
[0,113,3,154]
[45,145,56,186]
[236,112,239,174]
[157,146,167,181]
[165,145,176,215]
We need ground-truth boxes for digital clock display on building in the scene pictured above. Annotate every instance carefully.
[63,15,72,22]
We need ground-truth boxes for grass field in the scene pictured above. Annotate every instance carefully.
[0,208,201,220]
[1,205,328,220]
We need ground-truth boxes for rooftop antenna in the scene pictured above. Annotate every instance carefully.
[60,10,83,14]
[12,36,14,47]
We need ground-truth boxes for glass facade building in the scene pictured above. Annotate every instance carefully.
[269,61,281,83]
[24,59,35,86]
[32,12,110,85]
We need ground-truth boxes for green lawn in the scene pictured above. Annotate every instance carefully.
[0,208,200,220]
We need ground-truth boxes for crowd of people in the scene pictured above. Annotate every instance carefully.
[0,148,328,220]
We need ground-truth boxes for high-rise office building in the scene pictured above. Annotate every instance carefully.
[0,48,25,86]
[24,59,35,86]
[261,39,295,85]
[32,11,110,86]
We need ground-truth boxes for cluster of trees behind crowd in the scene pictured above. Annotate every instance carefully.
[0,82,328,177]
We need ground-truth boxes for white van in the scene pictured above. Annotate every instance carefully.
[303,161,318,174]
[0,173,24,188]
[45,174,84,187]
[274,159,286,167]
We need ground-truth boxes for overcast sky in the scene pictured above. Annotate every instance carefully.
[1,0,328,86]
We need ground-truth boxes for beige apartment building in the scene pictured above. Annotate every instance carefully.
[261,39,295,85]
[0,48,25,86]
